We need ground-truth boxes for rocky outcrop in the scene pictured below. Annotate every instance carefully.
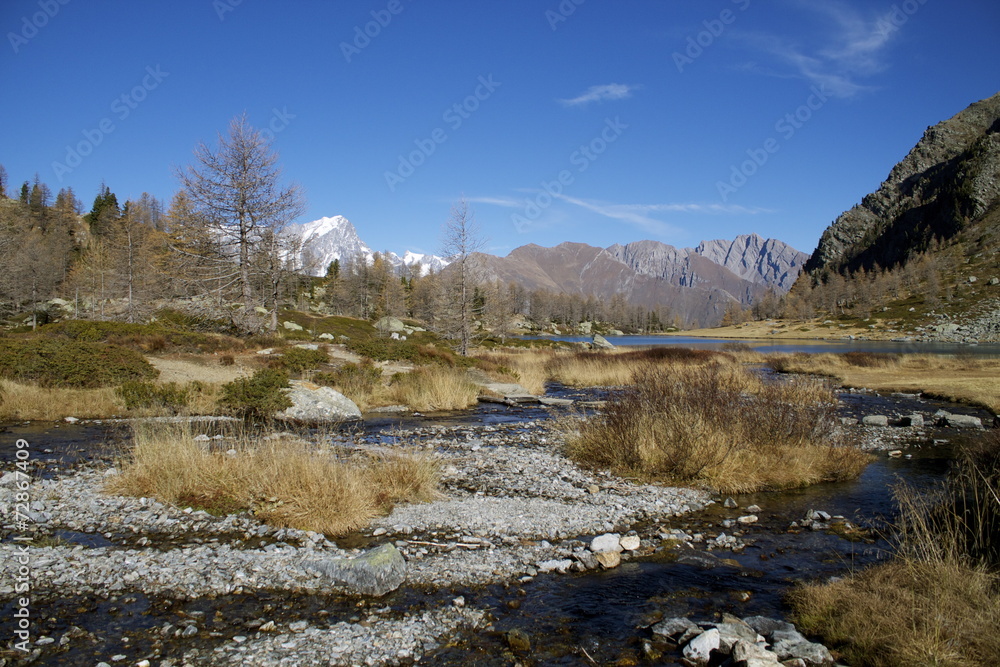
[805,92,1000,275]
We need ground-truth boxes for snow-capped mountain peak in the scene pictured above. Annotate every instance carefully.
[292,215,449,277]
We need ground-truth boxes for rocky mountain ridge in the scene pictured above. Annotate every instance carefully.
[804,91,1000,276]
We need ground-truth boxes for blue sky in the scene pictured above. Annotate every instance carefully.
[2,1,998,258]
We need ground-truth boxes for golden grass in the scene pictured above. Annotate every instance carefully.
[108,423,440,536]
[791,558,1000,667]
[0,379,124,420]
[768,353,1000,412]
[387,366,480,411]
[475,346,741,391]
[790,433,1000,666]
[563,363,872,493]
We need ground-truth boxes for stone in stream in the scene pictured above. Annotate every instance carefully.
[732,639,781,666]
[683,628,720,665]
[651,616,699,639]
[723,497,739,509]
[303,543,406,596]
[276,380,362,423]
[862,415,889,427]
[935,411,983,429]
[619,535,641,551]
[589,533,622,553]
[595,551,621,569]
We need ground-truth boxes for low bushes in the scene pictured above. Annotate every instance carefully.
[109,423,441,535]
[38,319,245,354]
[276,346,329,374]
[0,338,158,388]
[218,368,292,420]
[564,363,870,493]
[116,380,192,413]
[790,432,1000,665]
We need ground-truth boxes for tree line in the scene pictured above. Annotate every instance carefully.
[1,115,677,345]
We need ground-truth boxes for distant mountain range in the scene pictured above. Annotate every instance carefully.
[473,235,808,327]
[291,216,450,276]
[292,216,807,328]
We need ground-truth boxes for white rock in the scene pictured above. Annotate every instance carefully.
[683,628,720,665]
[589,533,623,553]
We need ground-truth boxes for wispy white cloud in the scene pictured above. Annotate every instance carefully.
[559,83,637,107]
[735,1,899,98]
[465,195,522,208]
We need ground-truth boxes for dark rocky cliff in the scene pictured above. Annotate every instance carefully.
[804,92,1000,276]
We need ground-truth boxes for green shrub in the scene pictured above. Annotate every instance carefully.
[37,320,244,354]
[117,381,191,412]
[218,368,292,420]
[0,338,158,388]
[278,346,329,373]
[346,337,419,362]
[315,361,382,396]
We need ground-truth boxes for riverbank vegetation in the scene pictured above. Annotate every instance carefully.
[766,352,1000,412]
[790,432,1000,666]
[109,423,441,535]
[562,361,871,493]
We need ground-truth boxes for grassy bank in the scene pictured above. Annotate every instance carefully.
[767,352,1000,412]
[109,423,440,535]
[790,433,1000,665]
[475,346,739,393]
[562,362,870,493]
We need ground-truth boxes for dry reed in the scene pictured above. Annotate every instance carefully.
[109,422,440,535]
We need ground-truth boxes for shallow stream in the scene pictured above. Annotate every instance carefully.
[1,386,994,665]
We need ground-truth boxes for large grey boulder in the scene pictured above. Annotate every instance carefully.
[592,334,615,350]
[303,543,406,596]
[935,410,983,429]
[277,381,361,422]
[375,316,406,333]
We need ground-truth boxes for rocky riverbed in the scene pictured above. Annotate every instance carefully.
[1,387,992,666]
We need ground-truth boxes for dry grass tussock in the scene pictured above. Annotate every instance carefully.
[387,366,480,411]
[0,379,123,420]
[767,352,1000,412]
[476,346,737,392]
[790,432,1000,666]
[563,363,871,493]
[109,423,441,535]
